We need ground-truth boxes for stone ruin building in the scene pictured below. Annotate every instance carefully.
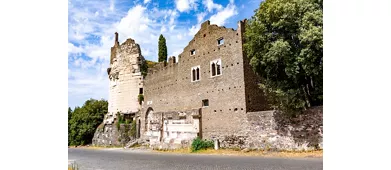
[92,33,145,146]
[93,20,323,151]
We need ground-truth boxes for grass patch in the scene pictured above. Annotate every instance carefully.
[155,148,323,158]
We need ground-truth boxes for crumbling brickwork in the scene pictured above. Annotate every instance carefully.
[106,34,144,124]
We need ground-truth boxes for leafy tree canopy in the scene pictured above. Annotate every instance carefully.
[244,0,323,112]
[68,99,108,146]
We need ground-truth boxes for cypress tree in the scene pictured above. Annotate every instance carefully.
[158,34,167,62]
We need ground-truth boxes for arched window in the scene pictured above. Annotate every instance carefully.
[211,63,216,76]
[192,69,196,81]
[210,59,222,77]
[191,66,200,82]
[196,67,200,80]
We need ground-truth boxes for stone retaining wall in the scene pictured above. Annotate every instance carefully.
[92,123,134,147]
[217,107,323,151]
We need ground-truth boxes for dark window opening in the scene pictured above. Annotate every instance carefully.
[202,99,209,107]
[192,69,196,81]
[190,49,196,55]
[234,108,238,111]
[139,88,143,94]
[216,63,221,75]
[211,63,216,76]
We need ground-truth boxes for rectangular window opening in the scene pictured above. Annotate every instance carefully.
[139,88,143,94]
[202,99,209,107]
[190,49,196,55]
[217,38,224,45]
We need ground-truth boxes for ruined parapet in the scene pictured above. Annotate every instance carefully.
[168,56,176,65]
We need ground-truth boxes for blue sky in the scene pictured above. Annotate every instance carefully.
[68,0,263,108]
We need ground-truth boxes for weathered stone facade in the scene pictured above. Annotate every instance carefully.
[145,109,201,149]
[105,33,144,124]
[138,20,322,150]
[140,20,268,144]
[93,20,323,150]
[92,33,144,146]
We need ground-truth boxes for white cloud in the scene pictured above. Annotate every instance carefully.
[188,25,200,36]
[175,0,197,12]
[68,43,84,54]
[68,1,199,107]
[188,12,207,36]
[144,0,151,4]
[209,1,238,26]
[197,12,207,23]
[68,62,109,107]
[202,0,222,12]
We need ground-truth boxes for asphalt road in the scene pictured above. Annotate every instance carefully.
[68,148,322,170]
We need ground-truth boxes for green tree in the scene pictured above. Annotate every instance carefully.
[68,107,72,146]
[68,107,72,121]
[158,34,168,62]
[68,99,108,146]
[244,0,323,112]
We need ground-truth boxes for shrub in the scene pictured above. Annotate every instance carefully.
[129,120,137,138]
[138,94,144,105]
[191,137,214,152]
[116,112,125,130]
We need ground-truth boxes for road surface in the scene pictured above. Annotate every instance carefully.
[68,148,322,170]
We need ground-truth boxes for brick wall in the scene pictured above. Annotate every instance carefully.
[141,20,255,139]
